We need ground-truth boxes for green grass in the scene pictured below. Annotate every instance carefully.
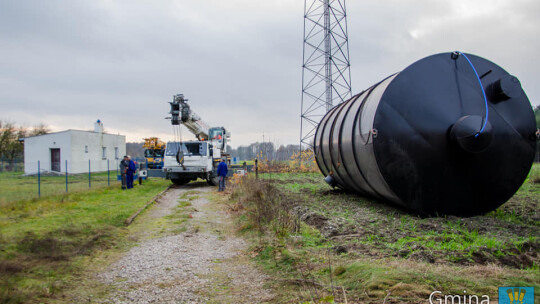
[0,178,170,303]
[0,171,121,205]
[229,164,540,303]
[266,165,539,262]
[328,260,538,301]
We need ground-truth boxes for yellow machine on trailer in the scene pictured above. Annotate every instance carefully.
[143,137,166,169]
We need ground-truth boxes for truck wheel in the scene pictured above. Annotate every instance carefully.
[171,178,189,186]
[207,176,219,186]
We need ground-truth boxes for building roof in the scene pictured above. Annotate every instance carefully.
[23,129,125,140]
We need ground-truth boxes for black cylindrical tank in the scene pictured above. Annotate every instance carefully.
[314,52,537,216]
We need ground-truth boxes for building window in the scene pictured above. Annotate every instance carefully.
[115,147,119,159]
[85,145,88,153]
[102,147,107,159]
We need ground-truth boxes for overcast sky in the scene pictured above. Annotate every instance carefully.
[1,0,538,147]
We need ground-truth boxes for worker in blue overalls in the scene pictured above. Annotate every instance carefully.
[119,155,129,190]
[126,155,137,189]
[217,158,228,192]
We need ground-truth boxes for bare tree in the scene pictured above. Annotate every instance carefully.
[0,121,50,168]
[30,123,50,136]
[0,121,24,165]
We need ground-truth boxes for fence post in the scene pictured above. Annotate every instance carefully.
[38,160,41,197]
[255,158,258,179]
[65,160,68,192]
[107,159,110,186]
[89,160,91,188]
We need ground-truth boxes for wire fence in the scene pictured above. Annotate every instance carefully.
[2,151,538,205]
[0,158,24,172]
[0,158,148,205]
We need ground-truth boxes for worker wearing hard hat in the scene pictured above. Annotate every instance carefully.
[217,158,228,192]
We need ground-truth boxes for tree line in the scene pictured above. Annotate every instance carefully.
[126,140,301,162]
[227,142,300,161]
[0,121,49,164]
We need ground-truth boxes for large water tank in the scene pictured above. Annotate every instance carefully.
[314,52,537,216]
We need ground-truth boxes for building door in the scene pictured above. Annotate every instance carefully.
[51,148,61,172]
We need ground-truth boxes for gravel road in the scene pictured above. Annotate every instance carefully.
[95,183,273,303]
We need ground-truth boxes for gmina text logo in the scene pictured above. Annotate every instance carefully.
[429,287,535,304]
[429,290,490,304]
[498,287,534,304]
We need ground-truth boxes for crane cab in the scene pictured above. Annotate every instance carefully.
[209,127,230,152]
[163,141,216,185]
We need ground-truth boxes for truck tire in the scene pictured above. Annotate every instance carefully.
[171,178,189,186]
[207,176,219,186]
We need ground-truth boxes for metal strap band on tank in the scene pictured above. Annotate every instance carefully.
[314,106,335,175]
[313,114,324,171]
[328,98,356,190]
[352,74,398,200]
[349,84,385,200]
[337,94,369,194]
[322,104,346,182]
[316,105,341,175]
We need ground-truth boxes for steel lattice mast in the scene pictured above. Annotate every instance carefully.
[300,0,352,149]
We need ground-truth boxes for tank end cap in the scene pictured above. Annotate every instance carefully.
[451,115,493,153]
[489,75,523,102]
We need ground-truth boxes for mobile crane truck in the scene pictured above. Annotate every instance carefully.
[163,94,231,186]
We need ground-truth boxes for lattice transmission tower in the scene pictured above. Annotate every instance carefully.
[300,0,352,149]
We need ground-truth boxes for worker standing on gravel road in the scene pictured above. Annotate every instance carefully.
[119,155,129,190]
[126,155,137,189]
[217,158,228,192]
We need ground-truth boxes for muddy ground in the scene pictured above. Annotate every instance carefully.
[270,173,539,269]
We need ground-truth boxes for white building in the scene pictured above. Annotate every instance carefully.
[24,120,126,174]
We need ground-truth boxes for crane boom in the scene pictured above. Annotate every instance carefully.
[169,94,209,140]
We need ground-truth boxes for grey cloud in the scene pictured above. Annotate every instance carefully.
[0,0,538,147]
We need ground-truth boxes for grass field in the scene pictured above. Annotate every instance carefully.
[227,164,540,303]
[0,178,170,303]
[1,164,537,303]
[0,171,122,205]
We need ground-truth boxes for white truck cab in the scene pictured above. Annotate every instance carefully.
[163,141,213,185]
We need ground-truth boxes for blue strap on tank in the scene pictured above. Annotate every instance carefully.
[457,51,489,137]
